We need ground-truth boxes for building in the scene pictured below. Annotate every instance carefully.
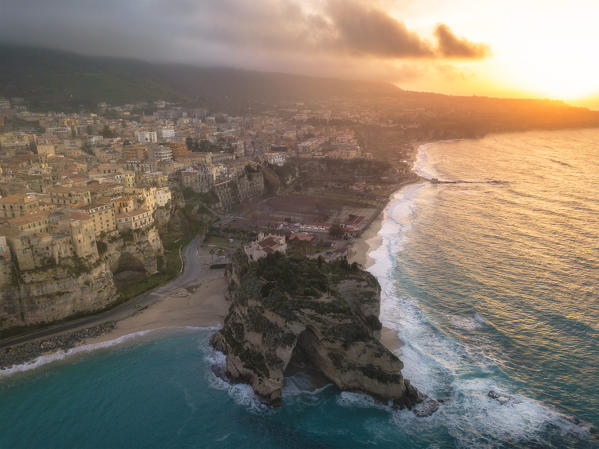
[122,145,147,162]
[155,187,172,207]
[211,152,235,164]
[36,143,57,157]
[0,236,11,261]
[160,128,175,139]
[111,195,137,214]
[77,200,117,237]
[244,233,287,261]
[48,185,92,207]
[114,171,136,187]
[116,208,154,231]
[5,211,98,271]
[181,166,215,193]
[6,212,49,234]
[0,193,41,218]
[213,167,264,211]
[264,151,286,167]
[170,142,189,160]
[148,144,173,162]
[136,172,168,187]
[137,131,158,144]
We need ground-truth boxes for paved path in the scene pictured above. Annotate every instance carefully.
[0,234,213,350]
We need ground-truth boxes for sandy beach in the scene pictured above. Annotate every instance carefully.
[349,211,384,269]
[347,196,405,355]
[87,276,229,345]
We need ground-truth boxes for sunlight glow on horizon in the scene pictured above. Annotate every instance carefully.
[387,0,599,108]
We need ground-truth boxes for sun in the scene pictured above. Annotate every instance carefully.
[502,7,599,102]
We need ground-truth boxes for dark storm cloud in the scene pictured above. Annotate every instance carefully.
[325,0,434,57]
[434,24,490,58]
[0,0,489,65]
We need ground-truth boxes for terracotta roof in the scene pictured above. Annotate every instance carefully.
[7,212,48,226]
[258,236,279,249]
[116,208,149,219]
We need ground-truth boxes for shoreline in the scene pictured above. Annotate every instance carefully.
[349,176,425,356]
[0,148,427,374]
[84,277,228,346]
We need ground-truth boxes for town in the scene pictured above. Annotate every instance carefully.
[0,96,417,336]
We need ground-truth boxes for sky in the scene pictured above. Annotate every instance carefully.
[1,0,598,108]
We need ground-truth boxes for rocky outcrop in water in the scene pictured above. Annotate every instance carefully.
[212,252,437,413]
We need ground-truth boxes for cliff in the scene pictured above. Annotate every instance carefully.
[0,226,164,332]
[103,227,164,285]
[0,260,117,330]
[211,252,437,414]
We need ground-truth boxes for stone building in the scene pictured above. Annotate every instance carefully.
[243,233,287,261]
[116,208,153,231]
[75,200,117,237]
[48,185,92,207]
[0,193,41,218]
[4,211,98,271]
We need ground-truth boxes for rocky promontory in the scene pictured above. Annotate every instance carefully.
[212,252,437,413]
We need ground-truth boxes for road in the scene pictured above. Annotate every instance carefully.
[0,233,213,350]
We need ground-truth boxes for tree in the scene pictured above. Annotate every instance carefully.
[329,224,345,240]
[101,125,116,138]
[185,137,193,152]
[82,141,93,155]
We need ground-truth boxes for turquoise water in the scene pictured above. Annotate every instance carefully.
[1,129,598,448]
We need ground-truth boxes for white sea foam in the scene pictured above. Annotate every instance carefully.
[0,325,216,378]
[203,347,271,415]
[336,391,390,411]
[448,313,488,331]
[364,143,592,446]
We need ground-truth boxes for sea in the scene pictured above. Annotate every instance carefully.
[1,129,598,449]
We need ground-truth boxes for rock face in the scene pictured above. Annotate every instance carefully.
[104,227,164,283]
[0,262,117,330]
[0,226,164,331]
[212,252,429,410]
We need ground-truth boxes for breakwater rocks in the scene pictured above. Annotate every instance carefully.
[0,321,116,370]
[211,252,438,415]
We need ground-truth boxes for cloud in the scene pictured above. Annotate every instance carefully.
[326,0,434,58]
[435,24,490,58]
[0,0,489,76]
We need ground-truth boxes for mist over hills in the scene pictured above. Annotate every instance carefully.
[0,45,398,112]
[1,44,599,136]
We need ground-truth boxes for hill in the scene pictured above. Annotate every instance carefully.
[1,44,598,136]
[0,45,397,112]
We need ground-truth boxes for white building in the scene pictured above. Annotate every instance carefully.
[243,233,287,261]
[148,145,173,162]
[137,131,158,144]
[160,128,175,139]
[264,152,287,167]
[155,187,172,207]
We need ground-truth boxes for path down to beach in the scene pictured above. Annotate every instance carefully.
[0,234,226,349]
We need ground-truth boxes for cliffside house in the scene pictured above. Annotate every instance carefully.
[116,208,153,231]
[244,233,287,261]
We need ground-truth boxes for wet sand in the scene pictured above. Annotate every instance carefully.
[349,211,384,269]
[347,207,404,355]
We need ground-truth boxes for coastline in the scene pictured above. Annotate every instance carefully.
[349,176,425,356]
[0,149,427,374]
[85,276,228,345]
